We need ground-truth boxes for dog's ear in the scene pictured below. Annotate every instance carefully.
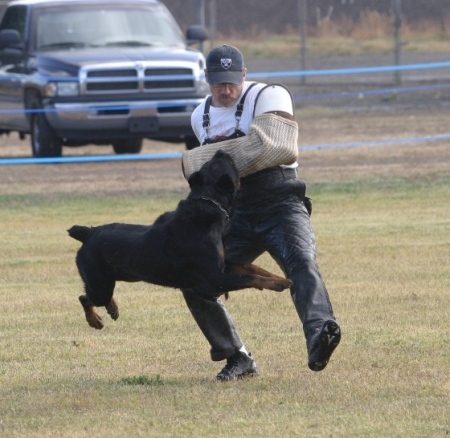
[216,174,236,194]
[188,171,203,188]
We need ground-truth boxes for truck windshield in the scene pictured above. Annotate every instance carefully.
[33,4,185,51]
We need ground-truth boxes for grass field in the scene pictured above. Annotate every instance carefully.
[0,108,449,437]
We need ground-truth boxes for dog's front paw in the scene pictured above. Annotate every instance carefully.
[273,278,293,292]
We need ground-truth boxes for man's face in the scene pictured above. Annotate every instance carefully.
[206,69,246,107]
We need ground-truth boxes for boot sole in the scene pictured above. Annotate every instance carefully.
[308,320,341,372]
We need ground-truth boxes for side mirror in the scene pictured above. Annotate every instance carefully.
[0,29,22,49]
[0,29,24,65]
[186,25,208,46]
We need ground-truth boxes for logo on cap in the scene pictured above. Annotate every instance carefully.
[221,58,232,69]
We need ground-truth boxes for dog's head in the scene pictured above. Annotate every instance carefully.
[187,150,239,209]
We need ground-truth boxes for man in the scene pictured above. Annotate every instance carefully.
[182,44,341,381]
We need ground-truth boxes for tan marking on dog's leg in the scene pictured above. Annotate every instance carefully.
[263,277,293,292]
[84,306,104,329]
[106,297,119,321]
[226,263,293,288]
[215,270,293,293]
[79,295,104,330]
[245,276,292,292]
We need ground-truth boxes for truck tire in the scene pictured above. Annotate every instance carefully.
[31,108,62,158]
[112,138,143,154]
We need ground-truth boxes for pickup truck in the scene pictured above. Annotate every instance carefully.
[0,0,208,157]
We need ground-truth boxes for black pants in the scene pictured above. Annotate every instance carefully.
[182,167,335,361]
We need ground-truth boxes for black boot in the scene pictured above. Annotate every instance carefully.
[307,320,341,371]
[215,351,259,381]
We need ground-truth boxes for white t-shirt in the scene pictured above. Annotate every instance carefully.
[191,81,298,169]
[191,81,265,143]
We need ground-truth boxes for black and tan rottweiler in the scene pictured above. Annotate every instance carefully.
[68,150,292,329]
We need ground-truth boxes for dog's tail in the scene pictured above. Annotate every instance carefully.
[68,225,93,243]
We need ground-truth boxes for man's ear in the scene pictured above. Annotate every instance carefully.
[188,171,203,188]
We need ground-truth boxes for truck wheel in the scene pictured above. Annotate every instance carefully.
[185,136,199,150]
[31,110,62,157]
[112,138,143,154]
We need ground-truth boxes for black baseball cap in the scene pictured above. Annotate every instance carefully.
[205,45,245,85]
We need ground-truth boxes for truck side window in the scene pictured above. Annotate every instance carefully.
[0,6,27,42]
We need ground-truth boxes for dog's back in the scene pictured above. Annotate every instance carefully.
[68,225,93,243]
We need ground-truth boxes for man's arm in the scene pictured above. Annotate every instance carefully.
[182,112,298,179]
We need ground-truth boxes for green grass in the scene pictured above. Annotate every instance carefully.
[0,173,449,437]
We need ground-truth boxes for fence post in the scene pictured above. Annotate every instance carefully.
[298,0,307,85]
[197,0,206,53]
[392,0,402,85]
[208,0,216,49]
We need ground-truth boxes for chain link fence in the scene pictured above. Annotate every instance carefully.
[162,0,450,88]
[162,0,449,36]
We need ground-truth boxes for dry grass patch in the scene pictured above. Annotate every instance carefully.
[1,175,449,437]
[0,109,449,437]
[219,12,450,57]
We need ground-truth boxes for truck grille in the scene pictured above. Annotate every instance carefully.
[83,65,195,94]
[144,68,193,89]
[86,69,138,91]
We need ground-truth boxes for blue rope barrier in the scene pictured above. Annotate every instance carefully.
[0,152,182,165]
[0,61,449,165]
[0,61,448,115]
[1,134,449,166]
[0,61,446,83]
[247,61,450,79]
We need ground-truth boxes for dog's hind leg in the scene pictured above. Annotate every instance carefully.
[78,280,117,329]
[225,262,292,286]
[79,295,118,329]
[76,257,117,329]
[205,271,293,294]
[79,294,105,329]
[106,297,119,321]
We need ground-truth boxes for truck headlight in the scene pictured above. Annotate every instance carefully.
[44,81,79,97]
